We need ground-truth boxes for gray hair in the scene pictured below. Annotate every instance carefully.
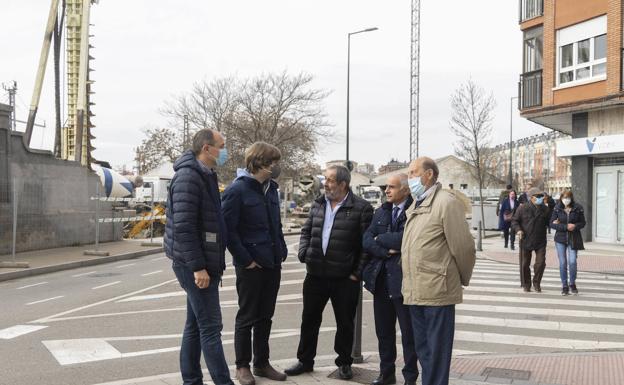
[397,173,408,188]
[327,165,351,186]
[192,129,216,156]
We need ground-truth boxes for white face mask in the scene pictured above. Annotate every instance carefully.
[562,198,572,207]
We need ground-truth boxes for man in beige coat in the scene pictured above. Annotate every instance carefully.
[401,157,476,385]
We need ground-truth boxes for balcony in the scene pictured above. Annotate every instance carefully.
[519,70,542,109]
[519,0,543,22]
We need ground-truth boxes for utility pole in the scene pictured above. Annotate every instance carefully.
[2,81,17,131]
[409,0,421,161]
[183,114,189,150]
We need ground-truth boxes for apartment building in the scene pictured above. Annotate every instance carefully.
[518,0,624,243]
[489,132,572,194]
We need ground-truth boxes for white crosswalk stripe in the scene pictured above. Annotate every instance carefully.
[453,259,624,354]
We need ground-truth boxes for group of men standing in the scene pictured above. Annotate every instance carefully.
[164,128,477,385]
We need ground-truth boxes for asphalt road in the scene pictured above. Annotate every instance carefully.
[2,234,624,385]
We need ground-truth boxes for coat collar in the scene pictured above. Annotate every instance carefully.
[316,189,355,208]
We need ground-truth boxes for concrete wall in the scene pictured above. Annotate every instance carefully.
[0,103,121,254]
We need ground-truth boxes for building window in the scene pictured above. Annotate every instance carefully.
[524,26,543,72]
[557,16,607,86]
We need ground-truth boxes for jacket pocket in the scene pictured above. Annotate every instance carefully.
[416,261,447,300]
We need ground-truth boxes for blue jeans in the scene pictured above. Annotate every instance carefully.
[172,262,234,385]
[408,305,455,385]
[555,242,577,287]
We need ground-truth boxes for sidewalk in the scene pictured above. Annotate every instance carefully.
[478,233,624,275]
[0,238,163,282]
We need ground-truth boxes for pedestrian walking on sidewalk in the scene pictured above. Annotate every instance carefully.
[498,190,519,250]
[401,157,476,385]
[544,192,556,235]
[362,173,418,385]
[550,190,585,296]
[512,187,550,293]
[221,142,288,385]
[285,165,373,381]
[164,129,235,385]
[495,184,512,217]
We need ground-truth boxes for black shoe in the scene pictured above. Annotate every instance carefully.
[510,244,515,250]
[562,286,569,296]
[570,284,578,294]
[371,373,396,385]
[284,361,313,376]
[523,286,531,292]
[533,282,542,293]
[404,381,417,385]
[339,365,353,380]
[504,244,508,248]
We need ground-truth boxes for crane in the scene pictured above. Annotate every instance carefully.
[410,0,421,161]
[24,0,98,167]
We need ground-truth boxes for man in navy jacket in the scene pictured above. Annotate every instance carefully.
[164,129,234,385]
[362,173,418,385]
[222,142,288,385]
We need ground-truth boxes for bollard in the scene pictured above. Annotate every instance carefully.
[95,182,100,251]
[351,281,364,363]
[150,184,154,244]
[477,220,483,251]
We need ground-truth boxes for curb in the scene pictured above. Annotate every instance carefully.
[0,247,164,283]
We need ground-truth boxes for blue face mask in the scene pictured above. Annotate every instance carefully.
[534,197,544,205]
[408,177,425,198]
[215,148,228,166]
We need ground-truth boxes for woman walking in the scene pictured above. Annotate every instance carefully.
[550,191,586,296]
[499,190,519,250]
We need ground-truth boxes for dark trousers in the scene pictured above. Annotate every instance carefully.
[172,262,234,385]
[408,305,455,385]
[234,266,281,368]
[296,273,360,367]
[373,272,419,382]
[520,246,546,289]
[503,228,516,248]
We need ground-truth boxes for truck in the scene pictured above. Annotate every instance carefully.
[134,176,171,203]
[358,185,383,209]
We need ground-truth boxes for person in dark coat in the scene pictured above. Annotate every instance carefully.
[496,184,512,217]
[221,142,288,385]
[163,129,234,385]
[498,190,519,250]
[362,173,418,385]
[550,190,586,296]
[285,165,373,380]
[511,187,550,293]
[544,192,556,234]
[518,182,533,204]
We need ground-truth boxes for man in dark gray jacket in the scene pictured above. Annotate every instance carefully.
[164,129,234,385]
[285,165,373,380]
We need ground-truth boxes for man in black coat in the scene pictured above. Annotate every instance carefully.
[362,173,418,385]
[222,142,288,385]
[512,187,550,293]
[285,165,373,380]
[164,129,234,385]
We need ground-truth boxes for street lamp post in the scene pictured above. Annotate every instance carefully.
[509,96,518,187]
[346,27,378,170]
[346,26,377,365]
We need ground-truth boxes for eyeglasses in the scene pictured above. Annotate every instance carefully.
[533,194,544,198]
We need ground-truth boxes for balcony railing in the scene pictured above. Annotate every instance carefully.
[519,0,544,22]
[519,69,542,109]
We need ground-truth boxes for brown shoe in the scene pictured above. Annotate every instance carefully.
[253,363,287,381]
[236,367,256,385]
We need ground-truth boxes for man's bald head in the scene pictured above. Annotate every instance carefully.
[408,157,439,189]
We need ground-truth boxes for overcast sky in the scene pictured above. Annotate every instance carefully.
[2,0,548,170]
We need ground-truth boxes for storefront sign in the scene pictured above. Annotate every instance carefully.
[556,134,624,156]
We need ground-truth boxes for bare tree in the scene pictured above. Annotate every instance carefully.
[138,71,332,179]
[134,126,181,175]
[450,80,496,236]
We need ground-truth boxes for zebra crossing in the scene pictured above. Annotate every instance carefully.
[452,259,624,354]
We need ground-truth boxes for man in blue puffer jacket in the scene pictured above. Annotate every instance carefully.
[164,128,234,385]
[362,173,418,385]
[222,142,288,385]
